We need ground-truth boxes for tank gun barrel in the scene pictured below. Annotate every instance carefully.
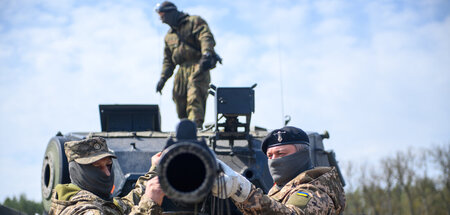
[157,120,218,203]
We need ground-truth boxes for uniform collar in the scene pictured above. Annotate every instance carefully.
[168,13,189,33]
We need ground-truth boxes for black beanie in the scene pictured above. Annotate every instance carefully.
[261,126,310,154]
[155,1,177,13]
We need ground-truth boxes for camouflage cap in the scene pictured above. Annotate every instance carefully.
[64,137,116,164]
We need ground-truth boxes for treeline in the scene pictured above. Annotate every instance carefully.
[1,194,43,215]
[343,143,450,215]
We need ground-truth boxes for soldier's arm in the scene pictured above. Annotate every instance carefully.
[112,169,156,213]
[118,195,162,215]
[234,186,335,215]
[192,16,215,54]
[114,152,163,214]
[161,40,175,81]
[127,183,163,215]
[233,186,303,215]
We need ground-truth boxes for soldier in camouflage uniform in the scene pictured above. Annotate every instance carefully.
[212,126,346,214]
[49,137,164,215]
[155,1,218,129]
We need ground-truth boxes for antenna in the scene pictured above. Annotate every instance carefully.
[277,24,285,127]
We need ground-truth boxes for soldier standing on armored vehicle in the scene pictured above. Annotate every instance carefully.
[211,126,347,214]
[48,137,165,214]
[154,1,219,129]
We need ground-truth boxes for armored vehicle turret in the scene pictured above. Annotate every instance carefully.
[41,85,344,214]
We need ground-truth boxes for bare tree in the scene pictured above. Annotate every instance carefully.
[381,157,394,215]
[359,163,382,215]
[344,161,355,193]
[343,161,365,214]
[344,144,450,215]
[392,148,416,215]
[430,143,450,215]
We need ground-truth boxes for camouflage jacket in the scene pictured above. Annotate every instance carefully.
[161,14,216,81]
[234,167,346,215]
[49,167,162,215]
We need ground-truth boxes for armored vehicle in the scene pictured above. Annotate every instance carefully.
[41,85,344,214]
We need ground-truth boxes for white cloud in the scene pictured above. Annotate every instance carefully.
[314,0,345,17]
[185,5,229,26]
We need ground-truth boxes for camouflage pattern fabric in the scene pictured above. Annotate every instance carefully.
[160,15,215,126]
[64,137,116,164]
[49,166,162,215]
[172,62,210,125]
[234,167,346,215]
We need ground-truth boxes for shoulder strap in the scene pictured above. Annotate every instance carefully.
[174,31,201,53]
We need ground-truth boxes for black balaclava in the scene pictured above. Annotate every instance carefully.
[268,147,313,187]
[161,10,185,28]
[69,161,114,200]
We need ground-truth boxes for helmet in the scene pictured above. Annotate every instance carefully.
[155,1,177,13]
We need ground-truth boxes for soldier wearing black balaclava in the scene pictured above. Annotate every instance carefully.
[263,127,313,187]
[154,1,218,129]
[211,126,346,214]
[48,137,165,215]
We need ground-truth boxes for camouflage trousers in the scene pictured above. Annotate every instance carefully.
[172,61,210,127]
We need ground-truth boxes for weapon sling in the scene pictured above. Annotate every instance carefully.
[174,31,222,65]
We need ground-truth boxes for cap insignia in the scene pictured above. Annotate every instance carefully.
[94,143,101,150]
[274,131,286,142]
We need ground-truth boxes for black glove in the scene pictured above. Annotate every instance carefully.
[156,78,166,94]
[199,52,213,72]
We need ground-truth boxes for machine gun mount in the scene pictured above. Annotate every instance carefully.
[208,84,257,154]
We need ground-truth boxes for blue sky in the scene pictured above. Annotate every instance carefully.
[0,0,449,202]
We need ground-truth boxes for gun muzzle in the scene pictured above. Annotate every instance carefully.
[157,142,218,203]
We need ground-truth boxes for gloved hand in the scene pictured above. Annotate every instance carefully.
[156,78,166,94]
[198,52,213,72]
[211,159,252,203]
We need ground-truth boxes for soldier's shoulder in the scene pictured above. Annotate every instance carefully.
[302,167,342,188]
[287,167,333,185]
[53,183,82,201]
[304,167,337,180]
[69,192,122,214]
[69,190,103,202]
[188,15,203,21]
[307,166,334,174]
[50,191,103,215]
[188,15,207,25]
[284,168,345,213]
[312,167,340,182]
